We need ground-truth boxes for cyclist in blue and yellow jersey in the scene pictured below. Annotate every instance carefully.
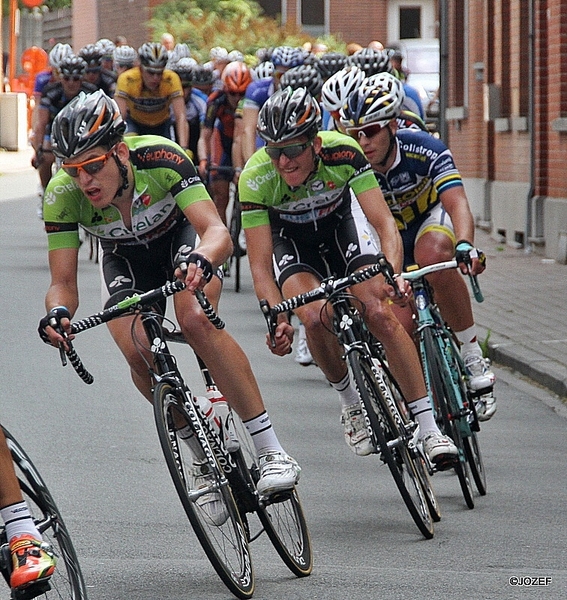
[0,430,56,594]
[37,91,301,507]
[114,42,188,149]
[340,74,496,420]
[239,86,458,465]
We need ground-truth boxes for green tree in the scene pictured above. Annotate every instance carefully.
[149,0,345,62]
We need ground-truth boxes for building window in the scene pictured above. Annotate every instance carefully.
[258,0,280,20]
[400,7,421,39]
[300,0,325,35]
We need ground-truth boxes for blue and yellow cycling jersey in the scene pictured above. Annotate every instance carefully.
[374,129,463,230]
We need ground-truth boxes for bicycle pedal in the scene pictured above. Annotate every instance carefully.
[12,579,52,600]
[433,455,459,472]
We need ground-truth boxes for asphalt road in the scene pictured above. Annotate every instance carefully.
[1,196,566,600]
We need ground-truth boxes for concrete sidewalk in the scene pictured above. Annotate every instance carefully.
[1,147,566,401]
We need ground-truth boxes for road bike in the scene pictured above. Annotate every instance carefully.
[0,425,87,600]
[260,255,440,540]
[400,260,487,509]
[203,165,244,293]
[50,282,312,599]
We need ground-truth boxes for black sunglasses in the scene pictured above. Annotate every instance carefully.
[62,75,82,82]
[265,141,312,160]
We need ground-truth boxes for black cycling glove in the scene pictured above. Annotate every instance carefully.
[38,306,71,344]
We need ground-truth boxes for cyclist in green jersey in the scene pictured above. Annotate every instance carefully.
[37,90,301,499]
[239,86,458,466]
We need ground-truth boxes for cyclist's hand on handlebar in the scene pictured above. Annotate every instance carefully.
[175,250,214,293]
[455,240,487,276]
[267,322,294,356]
[38,306,74,349]
[387,275,412,305]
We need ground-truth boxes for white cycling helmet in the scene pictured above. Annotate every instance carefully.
[49,43,73,69]
[321,65,366,112]
[253,61,275,80]
[113,45,137,68]
[340,72,405,128]
[209,46,229,61]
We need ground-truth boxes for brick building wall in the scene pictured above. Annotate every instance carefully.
[329,0,389,47]
[98,0,152,50]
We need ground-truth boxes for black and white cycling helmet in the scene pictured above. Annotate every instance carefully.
[59,55,87,77]
[253,61,274,80]
[316,51,348,80]
[347,48,392,77]
[192,64,214,86]
[78,44,103,69]
[138,42,169,69]
[96,38,115,58]
[209,46,229,61]
[257,86,321,143]
[113,45,137,68]
[280,65,323,98]
[49,43,73,69]
[171,57,198,84]
[339,74,405,128]
[271,46,305,69]
[321,65,366,112]
[52,90,126,159]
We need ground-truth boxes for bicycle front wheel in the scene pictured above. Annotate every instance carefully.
[422,329,475,509]
[3,426,87,600]
[463,431,487,495]
[232,417,313,577]
[153,383,254,599]
[350,354,435,539]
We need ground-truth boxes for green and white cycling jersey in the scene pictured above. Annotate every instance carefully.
[43,135,209,250]
[238,130,379,229]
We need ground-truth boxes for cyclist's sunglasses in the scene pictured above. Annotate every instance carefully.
[62,75,82,82]
[62,147,116,178]
[265,141,312,160]
[143,67,164,76]
[345,121,389,139]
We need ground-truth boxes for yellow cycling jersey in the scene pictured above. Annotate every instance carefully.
[115,67,183,126]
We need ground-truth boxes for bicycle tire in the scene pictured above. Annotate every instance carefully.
[349,353,435,539]
[228,190,242,293]
[231,417,313,577]
[463,431,487,495]
[152,382,254,599]
[422,329,475,509]
[378,363,441,524]
[2,426,88,600]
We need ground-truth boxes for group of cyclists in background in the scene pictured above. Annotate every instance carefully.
[1,33,496,597]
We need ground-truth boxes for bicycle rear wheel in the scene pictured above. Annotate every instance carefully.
[2,426,87,600]
[422,329,475,509]
[232,418,313,577]
[463,431,487,495]
[228,188,242,293]
[350,354,435,539]
[153,383,254,599]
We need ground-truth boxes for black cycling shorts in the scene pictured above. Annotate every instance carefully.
[271,199,381,287]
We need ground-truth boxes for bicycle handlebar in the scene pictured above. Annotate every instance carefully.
[57,281,225,384]
[399,259,484,303]
[260,253,396,348]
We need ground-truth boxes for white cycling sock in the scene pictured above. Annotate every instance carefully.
[244,411,284,455]
[329,372,360,408]
[407,396,439,436]
[1,501,42,543]
[455,325,482,357]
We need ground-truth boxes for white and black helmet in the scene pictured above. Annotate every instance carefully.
[280,65,323,98]
[59,55,87,77]
[347,48,392,77]
[321,65,366,112]
[113,45,137,68]
[96,38,116,58]
[138,42,169,69]
[253,61,274,80]
[340,73,405,128]
[49,43,73,69]
[316,51,348,80]
[51,90,126,159]
[257,86,321,143]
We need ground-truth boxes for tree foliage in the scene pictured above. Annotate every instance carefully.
[148,0,346,62]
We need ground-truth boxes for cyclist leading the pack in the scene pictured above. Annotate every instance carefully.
[37,91,300,499]
[238,86,458,465]
[340,75,496,420]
